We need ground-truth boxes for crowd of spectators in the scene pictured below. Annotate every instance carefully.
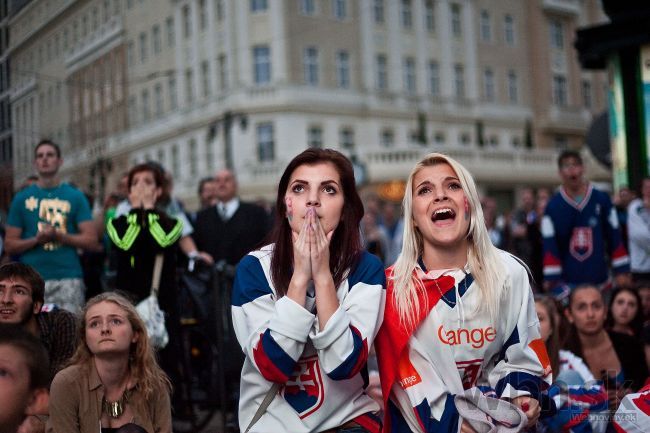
[1,141,649,432]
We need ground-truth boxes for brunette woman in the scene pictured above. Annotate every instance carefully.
[375,153,551,433]
[606,286,644,338]
[48,292,172,433]
[563,284,648,412]
[232,149,385,433]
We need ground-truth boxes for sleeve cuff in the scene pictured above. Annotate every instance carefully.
[310,307,350,349]
[267,296,315,343]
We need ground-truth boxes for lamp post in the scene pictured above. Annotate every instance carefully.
[209,111,247,170]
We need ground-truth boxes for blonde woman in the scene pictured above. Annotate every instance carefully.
[47,293,172,433]
[375,153,552,433]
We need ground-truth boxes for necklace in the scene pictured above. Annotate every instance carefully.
[431,275,456,306]
[102,390,128,419]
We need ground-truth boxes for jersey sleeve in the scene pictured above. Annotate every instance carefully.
[487,259,553,402]
[309,253,386,381]
[231,254,315,383]
[627,201,650,254]
[541,213,563,285]
[602,195,630,275]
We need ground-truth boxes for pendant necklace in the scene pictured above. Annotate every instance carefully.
[103,390,128,419]
[432,276,456,306]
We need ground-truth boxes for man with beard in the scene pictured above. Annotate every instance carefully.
[0,262,76,378]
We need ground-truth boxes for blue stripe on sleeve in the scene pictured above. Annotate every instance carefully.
[495,371,548,401]
[415,395,459,433]
[326,326,366,380]
[497,326,520,363]
[259,328,297,379]
[347,252,386,291]
[232,254,273,307]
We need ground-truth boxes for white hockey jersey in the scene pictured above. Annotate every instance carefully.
[231,245,386,433]
[376,250,553,433]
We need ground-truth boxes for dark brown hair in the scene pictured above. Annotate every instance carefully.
[268,149,364,295]
[0,262,45,306]
[562,284,604,360]
[557,149,583,169]
[535,295,560,377]
[127,163,165,192]
[606,286,644,338]
[34,139,61,158]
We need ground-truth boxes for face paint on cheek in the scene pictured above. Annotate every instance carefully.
[464,197,470,221]
[285,196,293,222]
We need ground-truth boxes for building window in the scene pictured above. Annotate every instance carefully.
[152,25,161,55]
[183,5,191,38]
[489,136,499,147]
[139,32,147,62]
[168,76,177,110]
[189,139,197,175]
[504,14,515,45]
[553,74,567,106]
[186,68,195,104]
[549,19,563,49]
[428,60,440,96]
[308,126,323,148]
[381,129,394,147]
[253,45,271,84]
[257,123,274,161]
[303,46,319,85]
[483,68,495,102]
[127,40,134,66]
[425,0,435,32]
[215,0,224,21]
[219,54,228,89]
[201,61,211,96]
[166,17,175,47]
[451,3,462,37]
[454,64,465,99]
[171,144,179,176]
[154,83,163,118]
[332,0,347,20]
[376,54,387,90]
[434,131,445,144]
[336,50,350,89]
[373,0,384,24]
[401,0,412,29]
[199,0,208,30]
[301,0,315,15]
[141,89,150,122]
[251,0,268,12]
[460,132,471,145]
[480,10,491,42]
[205,139,214,171]
[340,127,354,149]
[157,148,165,166]
[582,79,592,108]
[507,70,518,103]
[404,57,416,94]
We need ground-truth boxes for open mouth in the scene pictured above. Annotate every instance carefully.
[0,309,15,315]
[431,208,456,222]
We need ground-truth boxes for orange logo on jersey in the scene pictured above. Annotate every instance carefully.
[397,351,421,389]
[528,338,552,377]
[437,325,497,349]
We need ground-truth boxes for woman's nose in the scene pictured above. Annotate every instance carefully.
[433,189,448,202]
[306,192,320,207]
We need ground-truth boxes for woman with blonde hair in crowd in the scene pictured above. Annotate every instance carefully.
[47,292,172,433]
[375,152,552,433]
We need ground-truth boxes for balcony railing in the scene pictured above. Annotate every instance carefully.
[64,16,124,72]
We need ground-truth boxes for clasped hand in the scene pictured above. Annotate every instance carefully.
[292,207,333,284]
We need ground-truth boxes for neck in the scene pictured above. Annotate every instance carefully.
[611,324,633,336]
[422,240,468,271]
[94,355,130,392]
[25,316,40,337]
[578,328,609,348]
[564,182,586,200]
[38,175,60,189]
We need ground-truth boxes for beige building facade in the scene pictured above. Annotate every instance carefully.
[8,0,611,210]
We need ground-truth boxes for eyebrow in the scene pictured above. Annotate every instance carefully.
[87,314,126,321]
[290,179,341,187]
[415,176,459,189]
[0,283,31,291]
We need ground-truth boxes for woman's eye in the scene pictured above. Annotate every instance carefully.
[291,185,304,193]
[111,318,122,325]
[0,368,7,377]
[88,321,99,328]
[417,187,431,195]
[448,182,462,190]
[323,185,337,194]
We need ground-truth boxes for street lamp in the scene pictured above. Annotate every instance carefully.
[208,111,248,170]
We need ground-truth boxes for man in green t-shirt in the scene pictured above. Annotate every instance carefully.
[5,140,98,312]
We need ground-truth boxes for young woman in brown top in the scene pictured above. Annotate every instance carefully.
[47,292,172,433]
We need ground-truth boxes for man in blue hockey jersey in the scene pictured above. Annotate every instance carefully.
[542,150,631,298]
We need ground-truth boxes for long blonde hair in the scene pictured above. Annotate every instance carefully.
[68,292,171,399]
[391,153,505,328]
